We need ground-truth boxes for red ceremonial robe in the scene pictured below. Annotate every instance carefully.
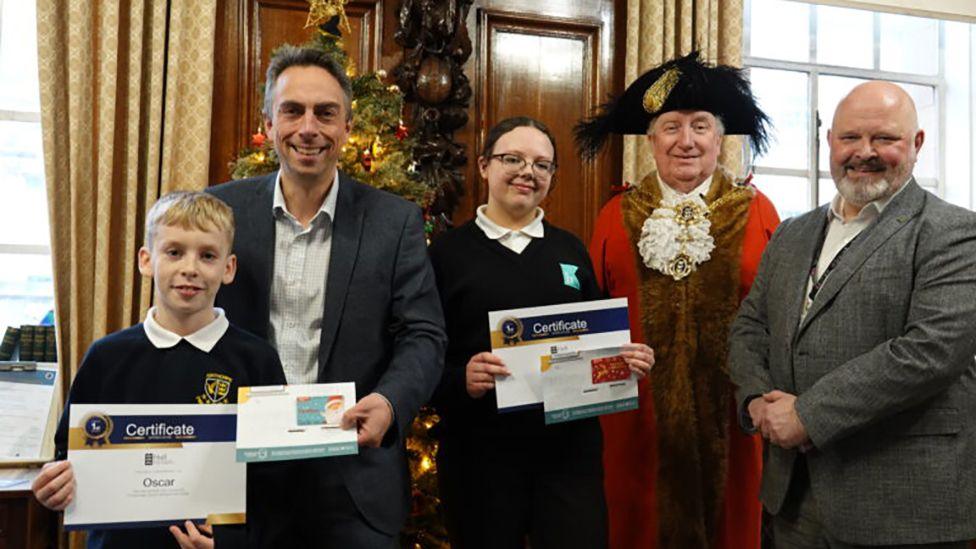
[589,179,780,549]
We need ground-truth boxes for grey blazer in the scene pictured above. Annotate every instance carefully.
[208,171,446,538]
[730,179,976,545]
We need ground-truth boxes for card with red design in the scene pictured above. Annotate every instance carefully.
[542,346,638,424]
[591,355,630,384]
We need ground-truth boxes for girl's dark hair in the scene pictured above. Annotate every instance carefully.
[481,116,558,167]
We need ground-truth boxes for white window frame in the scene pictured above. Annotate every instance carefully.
[744,0,948,207]
[0,0,49,260]
[0,0,53,336]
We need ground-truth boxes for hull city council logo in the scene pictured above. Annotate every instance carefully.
[82,412,113,447]
[499,317,524,345]
[197,373,233,404]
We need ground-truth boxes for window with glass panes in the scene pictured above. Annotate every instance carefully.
[744,0,974,220]
[0,0,55,332]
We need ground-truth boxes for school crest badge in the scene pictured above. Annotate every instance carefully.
[197,373,233,404]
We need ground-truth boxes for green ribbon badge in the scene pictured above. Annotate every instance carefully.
[560,263,581,290]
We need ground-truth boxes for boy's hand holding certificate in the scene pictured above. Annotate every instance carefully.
[65,404,244,530]
[235,383,358,462]
[488,298,637,418]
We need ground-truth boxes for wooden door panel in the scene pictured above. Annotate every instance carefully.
[474,9,608,240]
[345,3,383,73]
[256,2,320,78]
[256,1,381,81]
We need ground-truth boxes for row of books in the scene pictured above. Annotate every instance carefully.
[0,325,58,362]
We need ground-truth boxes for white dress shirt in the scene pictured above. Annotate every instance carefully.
[657,174,714,202]
[269,171,338,384]
[802,181,910,319]
[143,307,229,352]
[474,205,545,254]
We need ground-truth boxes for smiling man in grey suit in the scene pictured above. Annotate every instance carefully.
[730,81,976,548]
[208,46,445,547]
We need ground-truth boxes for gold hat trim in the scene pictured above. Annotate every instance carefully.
[642,67,681,114]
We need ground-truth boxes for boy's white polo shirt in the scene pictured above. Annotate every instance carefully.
[143,307,229,352]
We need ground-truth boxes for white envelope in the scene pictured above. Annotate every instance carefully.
[235,383,358,462]
[542,346,639,424]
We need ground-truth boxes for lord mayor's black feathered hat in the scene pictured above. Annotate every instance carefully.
[574,51,771,159]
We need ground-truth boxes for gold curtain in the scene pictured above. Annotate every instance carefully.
[35,2,216,542]
[621,0,744,184]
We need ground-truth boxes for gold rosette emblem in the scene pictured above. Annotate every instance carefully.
[675,200,707,225]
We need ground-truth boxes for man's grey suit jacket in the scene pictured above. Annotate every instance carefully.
[730,179,976,545]
[208,171,446,537]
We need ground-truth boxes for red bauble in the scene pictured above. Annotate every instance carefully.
[251,132,266,147]
[395,124,409,141]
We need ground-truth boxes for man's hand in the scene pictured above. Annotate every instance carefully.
[341,392,394,448]
[621,344,655,379]
[747,396,770,433]
[761,390,810,449]
[170,520,214,549]
[31,460,75,511]
[465,352,511,398]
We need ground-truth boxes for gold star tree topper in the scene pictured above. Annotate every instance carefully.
[305,0,351,34]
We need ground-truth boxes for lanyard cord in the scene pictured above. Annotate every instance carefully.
[808,234,860,303]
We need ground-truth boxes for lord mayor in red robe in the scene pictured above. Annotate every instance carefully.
[576,52,780,549]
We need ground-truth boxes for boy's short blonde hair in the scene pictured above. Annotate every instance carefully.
[144,191,235,249]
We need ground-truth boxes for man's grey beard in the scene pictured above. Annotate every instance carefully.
[835,175,894,207]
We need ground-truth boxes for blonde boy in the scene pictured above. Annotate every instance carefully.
[32,192,286,549]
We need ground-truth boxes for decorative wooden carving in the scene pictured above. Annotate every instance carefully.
[392,0,474,221]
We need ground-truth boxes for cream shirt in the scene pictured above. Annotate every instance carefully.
[474,205,545,254]
[657,174,714,202]
[802,180,910,319]
[269,171,338,384]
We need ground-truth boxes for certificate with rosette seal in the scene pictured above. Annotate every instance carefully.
[235,383,358,462]
[64,403,244,530]
[488,298,631,411]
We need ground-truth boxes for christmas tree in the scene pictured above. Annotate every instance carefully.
[229,3,448,547]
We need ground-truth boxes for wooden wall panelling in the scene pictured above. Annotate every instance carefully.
[255,1,382,77]
[460,3,615,241]
[209,0,386,184]
[0,490,56,549]
[210,0,249,185]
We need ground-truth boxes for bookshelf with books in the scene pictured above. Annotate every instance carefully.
[0,325,56,363]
